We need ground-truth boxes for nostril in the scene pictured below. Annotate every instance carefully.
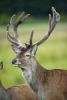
[12,59,17,64]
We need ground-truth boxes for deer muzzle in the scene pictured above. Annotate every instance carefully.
[12,58,21,65]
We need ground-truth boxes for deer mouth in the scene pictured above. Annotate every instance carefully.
[12,64,26,71]
[17,64,28,71]
[20,66,26,71]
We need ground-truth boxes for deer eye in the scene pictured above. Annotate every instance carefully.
[26,54,30,57]
[25,53,30,57]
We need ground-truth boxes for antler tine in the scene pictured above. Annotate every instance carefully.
[29,30,34,46]
[14,12,30,28]
[25,29,34,48]
[33,7,60,47]
[11,12,30,39]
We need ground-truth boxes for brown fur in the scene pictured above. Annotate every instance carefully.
[7,84,38,100]
[0,83,38,100]
[36,61,67,100]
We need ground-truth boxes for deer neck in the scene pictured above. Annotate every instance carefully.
[23,57,47,94]
[22,57,38,92]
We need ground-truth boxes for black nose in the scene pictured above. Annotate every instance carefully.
[12,59,17,64]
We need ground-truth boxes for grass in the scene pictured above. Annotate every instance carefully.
[0,19,67,88]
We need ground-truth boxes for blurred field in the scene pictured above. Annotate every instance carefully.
[0,18,67,88]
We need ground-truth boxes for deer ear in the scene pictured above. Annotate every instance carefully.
[31,45,38,56]
[11,45,22,54]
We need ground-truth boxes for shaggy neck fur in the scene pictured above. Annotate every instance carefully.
[23,57,46,100]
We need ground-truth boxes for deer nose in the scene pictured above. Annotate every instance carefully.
[12,59,17,64]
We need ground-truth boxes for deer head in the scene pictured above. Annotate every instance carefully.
[6,7,60,72]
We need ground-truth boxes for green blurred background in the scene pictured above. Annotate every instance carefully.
[0,0,67,88]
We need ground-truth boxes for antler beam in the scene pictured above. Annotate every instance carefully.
[33,7,60,47]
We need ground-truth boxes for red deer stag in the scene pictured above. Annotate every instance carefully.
[0,61,38,100]
[7,7,67,100]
